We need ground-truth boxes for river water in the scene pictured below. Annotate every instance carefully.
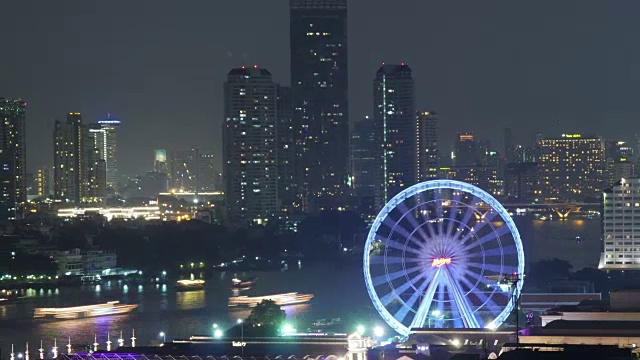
[0,217,601,353]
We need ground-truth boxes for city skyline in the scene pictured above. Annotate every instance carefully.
[0,1,635,175]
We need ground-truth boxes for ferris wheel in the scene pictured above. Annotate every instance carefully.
[363,180,524,336]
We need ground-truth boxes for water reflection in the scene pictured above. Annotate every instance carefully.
[176,290,205,310]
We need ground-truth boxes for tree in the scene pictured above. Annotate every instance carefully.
[247,300,286,334]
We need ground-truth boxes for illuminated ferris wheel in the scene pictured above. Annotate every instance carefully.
[363,180,524,336]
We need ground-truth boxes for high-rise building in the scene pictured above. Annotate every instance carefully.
[54,113,106,204]
[89,115,120,188]
[416,111,439,181]
[600,178,640,270]
[223,67,278,225]
[170,148,199,192]
[0,99,27,220]
[504,162,539,201]
[154,149,168,174]
[54,113,83,203]
[351,116,377,197]
[606,140,635,186]
[373,64,416,204]
[82,129,106,202]
[276,85,297,214]
[35,167,52,197]
[454,132,479,166]
[198,153,216,192]
[290,0,349,210]
[537,134,605,201]
[503,127,515,164]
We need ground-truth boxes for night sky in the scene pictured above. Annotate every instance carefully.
[0,1,637,175]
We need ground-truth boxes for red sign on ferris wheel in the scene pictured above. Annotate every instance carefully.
[431,257,452,268]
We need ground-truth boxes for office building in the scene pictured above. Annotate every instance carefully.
[504,162,539,201]
[606,140,635,186]
[170,148,199,192]
[0,99,27,220]
[82,129,106,202]
[373,64,416,204]
[290,0,349,210]
[223,66,278,225]
[416,111,438,181]
[198,153,216,192]
[277,85,297,214]
[537,134,605,201]
[154,149,168,174]
[89,115,120,188]
[440,166,502,197]
[351,116,377,214]
[54,113,83,203]
[454,132,479,166]
[35,167,52,197]
[600,178,640,270]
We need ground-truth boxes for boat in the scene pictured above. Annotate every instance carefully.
[228,292,314,307]
[175,279,205,291]
[231,277,257,290]
[33,301,138,319]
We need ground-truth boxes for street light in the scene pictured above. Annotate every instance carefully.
[213,323,218,329]
[237,319,244,356]
[373,326,384,338]
[214,329,223,338]
[356,325,365,335]
[429,310,442,328]
[159,332,166,343]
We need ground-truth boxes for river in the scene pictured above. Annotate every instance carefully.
[0,217,601,353]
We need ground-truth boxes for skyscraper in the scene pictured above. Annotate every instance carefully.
[198,153,216,192]
[223,66,278,225]
[89,115,120,188]
[351,116,378,216]
[416,111,438,181]
[54,113,83,203]
[0,99,27,220]
[290,0,349,210]
[600,178,640,270]
[154,149,168,174]
[170,148,199,192]
[277,85,297,214]
[373,64,416,204]
[454,132,479,166]
[54,113,106,204]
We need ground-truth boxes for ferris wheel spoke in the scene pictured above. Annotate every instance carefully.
[457,274,501,316]
[378,270,430,307]
[370,255,421,265]
[396,202,431,244]
[459,225,510,253]
[443,268,481,328]
[385,238,424,256]
[409,268,442,329]
[383,216,415,240]
[394,270,437,322]
[371,264,424,286]
[445,194,463,237]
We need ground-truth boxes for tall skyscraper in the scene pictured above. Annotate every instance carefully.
[198,153,216,191]
[290,0,349,210]
[223,67,278,225]
[454,132,479,166]
[170,148,199,192]
[0,99,27,220]
[416,111,438,181]
[89,115,120,188]
[373,64,416,204]
[277,85,297,214]
[154,149,168,174]
[54,113,83,203]
[351,116,378,216]
[538,133,605,201]
[54,113,106,204]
